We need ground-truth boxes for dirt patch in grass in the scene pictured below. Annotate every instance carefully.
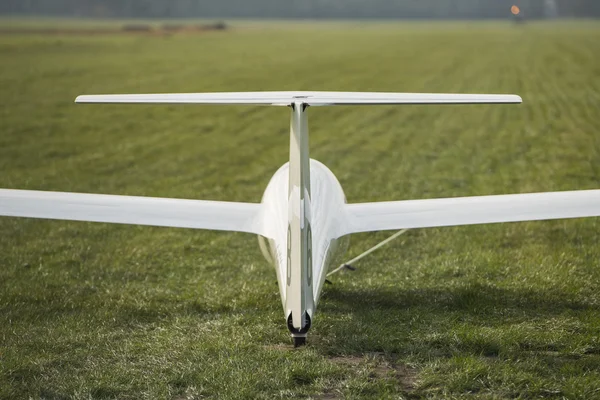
[263,343,296,352]
[327,353,418,394]
[330,355,363,367]
[315,390,340,399]
[393,363,418,392]
[366,352,417,390]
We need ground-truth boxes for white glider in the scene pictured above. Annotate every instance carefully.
[2,91,599,346]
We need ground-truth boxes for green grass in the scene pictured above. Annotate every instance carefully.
[1,20,599,399]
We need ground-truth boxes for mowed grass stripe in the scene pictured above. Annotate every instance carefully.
[0,21,599,399]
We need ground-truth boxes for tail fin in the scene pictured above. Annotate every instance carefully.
[286,103,314,332]
[75,91,522,107]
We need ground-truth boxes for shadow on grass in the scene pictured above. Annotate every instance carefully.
[4,279,600,399]
[5,279,596,333]
[322,283,595,315]
[1,279,279,327]
[316,283,599,357]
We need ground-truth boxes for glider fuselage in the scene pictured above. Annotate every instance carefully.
[258,160,349,338]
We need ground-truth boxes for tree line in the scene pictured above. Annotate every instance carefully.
[2,0,599,19]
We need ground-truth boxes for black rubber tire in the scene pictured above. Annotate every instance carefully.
[293,336,307,347]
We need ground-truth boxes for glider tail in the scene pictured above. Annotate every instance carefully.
[75,91,522,106]
[74,90,523,339]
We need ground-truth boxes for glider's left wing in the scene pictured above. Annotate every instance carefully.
[343,189,600,235]
[0,189,268,237]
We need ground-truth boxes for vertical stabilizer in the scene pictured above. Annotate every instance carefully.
[285,103,314,333]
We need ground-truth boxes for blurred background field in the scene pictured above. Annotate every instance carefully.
[0,18,599,399]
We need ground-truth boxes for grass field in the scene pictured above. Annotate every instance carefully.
[1,20,599,399]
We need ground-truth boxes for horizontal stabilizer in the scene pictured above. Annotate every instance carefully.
[0,189,268,237]
[344,189,600,234]
[75,91,522,106]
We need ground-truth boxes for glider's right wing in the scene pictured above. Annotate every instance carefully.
[343,189,600,235]
[0,189,269,237]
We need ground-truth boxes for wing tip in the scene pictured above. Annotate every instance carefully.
[75,95,112,104]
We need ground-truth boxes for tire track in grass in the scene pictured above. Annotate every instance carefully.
[536,34,598,190]
[382,36,502,200]
[334,36,482,201]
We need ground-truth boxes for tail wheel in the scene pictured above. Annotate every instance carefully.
[293,336,307,347]
[287,312,311,347]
